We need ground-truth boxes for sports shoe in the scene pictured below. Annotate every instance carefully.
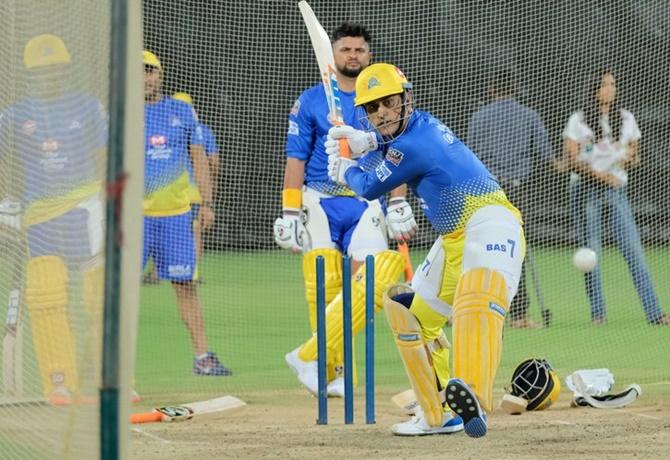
[444,378,488,438]
[193,351,232,376]
[285,348,319,396]
[392,409,464,436]
[327,376,345,398]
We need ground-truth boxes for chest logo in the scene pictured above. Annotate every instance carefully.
[385,147,404,166]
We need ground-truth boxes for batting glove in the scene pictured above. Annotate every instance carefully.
[386,197,417,241]
[0,198,21,231]
[325,125,377,158]
[273,212,308,252]
[327,154,356,186]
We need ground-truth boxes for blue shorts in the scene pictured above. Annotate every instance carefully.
[142,212,196,282]
[319,196,369,252]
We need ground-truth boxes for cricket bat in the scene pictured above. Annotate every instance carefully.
[3,289,22,396]
[130,395,246,424]
[299,1,414,279]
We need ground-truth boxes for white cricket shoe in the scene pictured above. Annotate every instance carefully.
[285,348,319,396]
[392,410,464,436]
[327,376,345,397]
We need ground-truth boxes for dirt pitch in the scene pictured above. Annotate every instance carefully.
[130,387,670,459]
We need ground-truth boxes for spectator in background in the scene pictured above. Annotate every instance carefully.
[562,69,669,326]
[467,71,555,329]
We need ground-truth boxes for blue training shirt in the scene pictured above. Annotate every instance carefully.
[286,83,382,195]
[345,110,518,235]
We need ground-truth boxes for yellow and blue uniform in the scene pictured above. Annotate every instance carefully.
[286,83,384,251]
[143,96,204,281]
[0,91,107,259]
[186,122,218,219]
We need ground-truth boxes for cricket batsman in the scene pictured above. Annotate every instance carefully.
[327,63,525,437]
[275,23,415,397]
[0,34,108,404]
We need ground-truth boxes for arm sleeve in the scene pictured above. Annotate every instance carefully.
[202,125,220,156]
[285,94,314,161]
[186,107,204,146]
[345,142,423,200]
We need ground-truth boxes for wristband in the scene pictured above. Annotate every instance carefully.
[282,188,302,209]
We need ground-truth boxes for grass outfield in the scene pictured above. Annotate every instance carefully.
[135,247,670,401]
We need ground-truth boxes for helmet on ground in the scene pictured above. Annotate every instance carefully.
[354,63,412,107]
[24,34,70,69]
[509,358,561,410]
[143,50,162,69]
[172,92,193,105]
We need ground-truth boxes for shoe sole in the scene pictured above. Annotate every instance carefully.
[392,423,464,436]
[445,379,487,438]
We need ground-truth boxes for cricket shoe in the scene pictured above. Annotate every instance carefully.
[392,409,464,436]
[444,378,488,438]
[285,348,319,396]
[193,351,232,376]
[327,376,345,398]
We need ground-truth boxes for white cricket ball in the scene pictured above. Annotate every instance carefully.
[573,247,597,273]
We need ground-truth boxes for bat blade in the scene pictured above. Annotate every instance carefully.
[298,1,350,157]
[391,389,419,415]
[130,395,246,424]
[3,289,21,396]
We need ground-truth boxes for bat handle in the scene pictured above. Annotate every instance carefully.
[398,242,413,281]
[130,412,163,424]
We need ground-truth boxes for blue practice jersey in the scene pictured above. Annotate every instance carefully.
[0,91,107,224]
[186,122,219,203]
[345,110,519,235]
[286,83,382,195]
[144,96,203,216]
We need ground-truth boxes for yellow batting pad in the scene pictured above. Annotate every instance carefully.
[299,251,404,377]
[302,248,342,332]
[384,285,444,427]
[452,268,509,413]
[25,256,79,397]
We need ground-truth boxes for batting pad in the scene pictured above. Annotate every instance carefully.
[452,267,508,413]
[299,250,404,379]
[302,248,342,332]
[25,256,79,397]
[384,284,444,427]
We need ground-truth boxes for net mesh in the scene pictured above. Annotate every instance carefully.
[0,1,109,458]
[138,0,670,408]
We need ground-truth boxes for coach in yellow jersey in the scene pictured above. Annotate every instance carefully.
[143,51,230,376]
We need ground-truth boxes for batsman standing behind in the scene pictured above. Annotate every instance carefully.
[143,51,231,376]
[0,34,107,404]
[276,23,416,396]
[327,63,525,437]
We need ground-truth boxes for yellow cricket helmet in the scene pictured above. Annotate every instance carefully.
[354,63,412,107]
[143,50,162,69]
[23,34,71,69]
[509,358,561,411]
[172,92,193,105]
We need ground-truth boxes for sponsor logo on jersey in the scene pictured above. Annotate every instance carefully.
[41,139,60,153]
[288,120,299,136]
[486,243,508,253]
[22,120,37,135]
[375,163,392,182]
[171,116,182,127]
[69,120,81,130]
[290,99,301,116]
[385,147,404,166]
[150,134,167,147]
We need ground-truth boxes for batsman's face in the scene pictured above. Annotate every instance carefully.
[144,65,162,101]
[597,73,616,105]
[364,94,404,137]
[333,37,371,79]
